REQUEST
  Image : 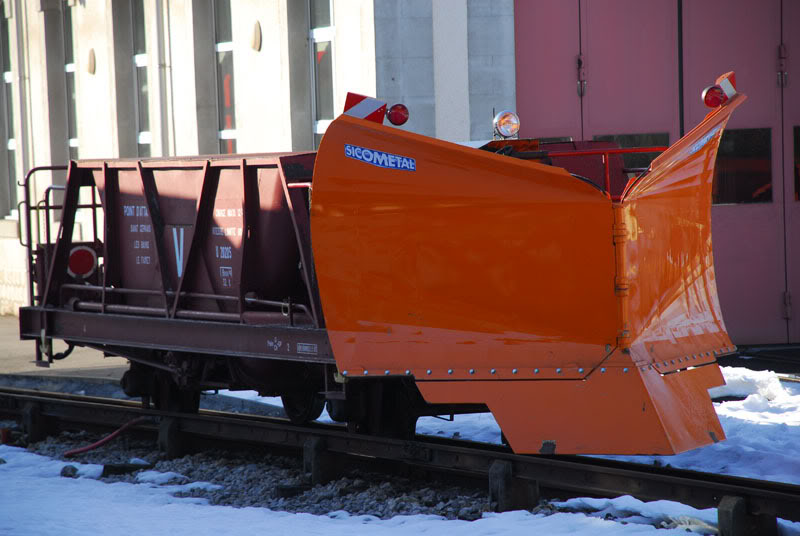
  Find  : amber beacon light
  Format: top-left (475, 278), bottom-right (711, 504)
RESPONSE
top-left (493, 110), bottom-right (520, 139)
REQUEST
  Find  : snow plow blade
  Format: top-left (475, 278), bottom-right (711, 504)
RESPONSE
top-left (311, 78), bottom-right (744, 455)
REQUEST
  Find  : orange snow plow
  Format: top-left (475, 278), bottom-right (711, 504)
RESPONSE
top-left (311, 73), bottom-right (744, 455)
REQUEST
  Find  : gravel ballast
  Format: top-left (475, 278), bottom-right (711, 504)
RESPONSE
top-left (0, 377), bottom-right (492, 520)
top-left (20, 428), bottom-right (490, 520)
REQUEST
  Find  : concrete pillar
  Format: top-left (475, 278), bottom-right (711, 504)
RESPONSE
top-left (432, 0), bottom-right (470, 142)
top-left (286, 0), bottom-right (312, 151)
top-left (374, 0), bottom-right (435, 137)
top-left (189, 0), bottom-right (216, 155)
top-left (151, 0), bottom-right (171, 157)
top-left (109, 0), bottom-right (136, 158)
top-left (231, 0), bottom-right (295, 154)
top-left (333, 0), bottom-right (377, 116)
top-left (162, 1), bottom-right (200, 156)
top-left (72, 2), bottom-right (117, 158)
top-left (466, 0), bottom-right (516, 140)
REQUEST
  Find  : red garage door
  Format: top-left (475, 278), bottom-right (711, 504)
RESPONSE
top-left (684, 0), bottom-right (786, 345)
top-left (515, 0), bottom-right (795, 345)
top-left (515, 0), bottom-right (677, 146)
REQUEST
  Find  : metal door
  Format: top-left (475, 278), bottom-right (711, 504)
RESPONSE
top-left (581, 0), bottom-right (680, 146)
top-left (514, 0), bottom-right (582, 140)
top-left (784, 0), bottom-right (800, 342)
top-left (684, 0), bottom-right (786, 345)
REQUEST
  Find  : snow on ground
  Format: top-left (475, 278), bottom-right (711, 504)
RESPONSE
top-left (216, 390), bottom-right (283, 409)
top-left (416, 411), bottom-right (503, 444)
top-left (0, 445), bottom-right (731, 536)
top-left (3, 366), bottom-right (800, 535)
top-left (603, 368), bottom-right (800, 486)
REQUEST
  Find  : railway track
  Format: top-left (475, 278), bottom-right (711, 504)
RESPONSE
top-left (1, 386), bottom-right (797, 536)
top-left (720, 348), bottom-right (800, 375)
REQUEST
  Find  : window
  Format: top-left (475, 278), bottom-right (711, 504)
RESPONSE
top-left (63, 7), bottom-right (78, 160)
top-left (712, 128), bottom-right (772, 204)
top-left (1, 10), bottom-right (15, 216)
top-left (132, 1), bottom-right (150, 157)
top-left (213, 0), bottom-right (236, 154)
top-left (310, 0), bottom-right (334, 148)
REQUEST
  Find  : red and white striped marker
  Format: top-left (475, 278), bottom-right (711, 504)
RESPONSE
top-left (716, 71), bottom-right (737, 98)
top-left (343, 93), bottom-right (387, 124)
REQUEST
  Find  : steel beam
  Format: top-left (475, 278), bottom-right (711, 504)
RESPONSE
top-left (19, 307), bottom-right (334, 364)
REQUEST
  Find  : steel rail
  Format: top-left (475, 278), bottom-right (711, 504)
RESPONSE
top-left (719, 349), bottom-right (800, 375)
top-left (1, 386), bottom-right (798, 524)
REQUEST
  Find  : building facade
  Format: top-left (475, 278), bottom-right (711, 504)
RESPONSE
top-left (1, 0), bottom-right (797, 348)
top-left (0, 0), bottom-right (515, 314)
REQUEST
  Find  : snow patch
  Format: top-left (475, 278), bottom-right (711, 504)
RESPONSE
top-left (172, 480), bottom-right (223, 493)
top-left (554, 495), bottom-right (717, 533)
top-left (215, 390), bottom-right (282, 407)
top-left (709, 367), bottom-right (784, 400)
top-left (0, 444), bottom-right (103, 479)
top-left (136, 470), bottom-right (187, 485)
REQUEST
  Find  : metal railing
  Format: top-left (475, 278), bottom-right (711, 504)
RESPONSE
top-left (546, 146), bottom-right (668, 201)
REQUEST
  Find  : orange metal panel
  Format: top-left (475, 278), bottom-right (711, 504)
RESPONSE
top-left (417, 357), bottom-right (725, 455)
top-left (310, 85), bottom-right (743, 455)
top-left (311, 115), bottom-right (618, 380)
top-left (619, 93), bottom-right (746, 367)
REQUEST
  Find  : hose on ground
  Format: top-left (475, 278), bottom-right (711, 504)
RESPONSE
top-left (63, 416), bottom-right (149, 458)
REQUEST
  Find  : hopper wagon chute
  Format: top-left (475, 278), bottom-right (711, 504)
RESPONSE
top-left (18, 73), bottom-right (744, 455)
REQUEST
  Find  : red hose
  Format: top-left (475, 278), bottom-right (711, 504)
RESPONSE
top-left (64, 417), bottom-right (149, 458)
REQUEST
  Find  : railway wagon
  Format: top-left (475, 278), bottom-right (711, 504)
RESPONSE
top-left (18, 73), bottom-right (744, 455)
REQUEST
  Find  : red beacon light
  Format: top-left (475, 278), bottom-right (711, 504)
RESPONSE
top-left (386, 103), bottom-right (409, 126)
top-left (702, 71), bottom-right (737, 108)
top-left (67, 245), bottom-right (97, 279)
top-left (701, 85), bottom-right (728, 108)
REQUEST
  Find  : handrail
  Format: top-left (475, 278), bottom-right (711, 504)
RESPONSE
top-left (60, 283), bottom-right (313, 321)
top-left (20, 165), bottom-right (70, 307)
top-left (72, 301), bottom-right (314, 325)
top-left (546, 146), bottom-right (668, 200)
top-left (546, 146), bottom-right (668, 157)
top-left (41, 184), bottom-right (65, 246)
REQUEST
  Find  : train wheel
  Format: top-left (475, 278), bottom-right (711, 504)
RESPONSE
top-left (281, 390), bottom-right (325, 424)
